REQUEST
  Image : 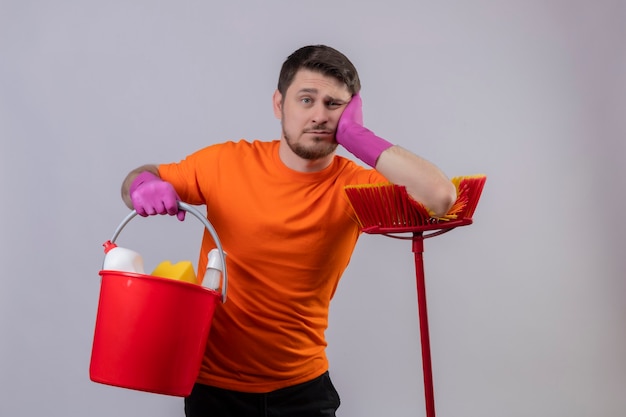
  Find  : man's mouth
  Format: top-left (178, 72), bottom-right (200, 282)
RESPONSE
top-left (305, 130), bottom-right (333, 135)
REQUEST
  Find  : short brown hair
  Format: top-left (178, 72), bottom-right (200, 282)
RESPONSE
top-left (277, 45), bottom-right (361, 96)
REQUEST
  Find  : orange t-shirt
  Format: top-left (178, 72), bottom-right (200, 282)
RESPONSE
top-left (158, 139), bottom-right (387, 392)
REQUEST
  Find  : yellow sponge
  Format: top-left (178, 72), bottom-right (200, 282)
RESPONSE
top-left (151, 260), bottom-right (197, 284)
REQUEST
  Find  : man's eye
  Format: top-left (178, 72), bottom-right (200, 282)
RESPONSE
top-left (301, 97), bottom-right (312, 104)
top-left (327, 101), bottom-right (341, 108)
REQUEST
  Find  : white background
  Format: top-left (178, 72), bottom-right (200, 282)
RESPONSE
top-left (1, 1), bottom-right (625, 416)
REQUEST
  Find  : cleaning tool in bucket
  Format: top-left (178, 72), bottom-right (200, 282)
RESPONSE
top-left (345, 175), bottom-right (486, 417)
top-left (102, 240), bottom-right (145, 274)
top-left (204, 248), bottom-right (226, 291)
top-left (151, 260), bottom-right (198, 284)
top-left (90, 202), bottom-right (228, 397)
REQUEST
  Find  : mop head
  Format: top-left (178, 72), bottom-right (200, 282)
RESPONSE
top-left (344, 175), bottom-right (486, 230)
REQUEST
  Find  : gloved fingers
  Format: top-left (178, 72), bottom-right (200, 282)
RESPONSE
top-left (161, 194), bottom-right (185, 221)
top-left (143, 201), bottom-right (162, 216)
top-left (344, 93), bottom-right (364, 125)
top-left (130, 194), bottom-right (149, 217)
top-left (130, 179), bottom-right (183, 219)
top-left (155, 200), bottom-right (171, 216)
top-left (348, 92), bottom-right (362, 108)
top-left (338, 93), bottom-right (364, 136)
top-left (130, 195), bottom-right (173, 217)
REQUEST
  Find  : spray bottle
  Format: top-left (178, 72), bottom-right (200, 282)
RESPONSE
top-left (204, 248), bottom-right (225, 291)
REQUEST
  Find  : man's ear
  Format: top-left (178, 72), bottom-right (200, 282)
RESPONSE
top-left (272, 90), bottom-right (283, 119)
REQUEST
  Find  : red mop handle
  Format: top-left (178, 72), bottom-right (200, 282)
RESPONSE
top-left (413, 233), bottom-right (436, 417)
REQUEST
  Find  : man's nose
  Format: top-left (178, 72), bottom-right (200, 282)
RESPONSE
top-left (311, 103), bottom-right (330, 125)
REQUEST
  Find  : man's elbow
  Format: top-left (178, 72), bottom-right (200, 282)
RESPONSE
top-left (429, 182), bottom-right (457, 218)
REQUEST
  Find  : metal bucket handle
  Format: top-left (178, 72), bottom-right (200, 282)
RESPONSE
top-left (106, 202), bottom-right (228, 303)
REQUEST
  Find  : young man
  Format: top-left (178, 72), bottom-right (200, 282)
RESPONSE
top-left (121, 45), bottom-right (456, 417)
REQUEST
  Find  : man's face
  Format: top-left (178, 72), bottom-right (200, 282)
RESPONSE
top-left (273, 69), bottom-right (352, 160)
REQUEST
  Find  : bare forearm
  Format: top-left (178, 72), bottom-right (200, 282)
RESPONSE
top-left (375, 145), bottom-right (456, 217)
top-left (121, 164), bottom-right (160, 208)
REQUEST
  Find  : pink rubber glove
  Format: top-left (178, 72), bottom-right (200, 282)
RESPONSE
top-left (129, 171), bottom-right (185, 221)
top-left (336, 93), bottom-right (393, 167)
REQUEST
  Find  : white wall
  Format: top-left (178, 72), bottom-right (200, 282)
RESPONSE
top-left (1, 1), bottom-right (624, 416)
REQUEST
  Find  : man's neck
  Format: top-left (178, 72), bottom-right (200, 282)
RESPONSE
top-left (278, 139), bottom-right (334, 173)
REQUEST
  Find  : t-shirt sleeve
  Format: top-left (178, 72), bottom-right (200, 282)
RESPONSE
top-left (157, 145), bottom-right (220, 206)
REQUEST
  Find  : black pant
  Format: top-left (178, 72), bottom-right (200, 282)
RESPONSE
top-left (184, 372), bottom-right (341, 417)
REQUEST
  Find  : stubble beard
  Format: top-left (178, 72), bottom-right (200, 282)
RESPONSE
top-left (283, 127), bottom-right (338, 161)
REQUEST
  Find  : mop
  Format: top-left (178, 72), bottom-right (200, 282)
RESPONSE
top-left (344, 175), bottom-right (486, 417)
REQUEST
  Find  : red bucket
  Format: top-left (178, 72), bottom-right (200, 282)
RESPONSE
top-left (89, 203), bottom-right (227, 397)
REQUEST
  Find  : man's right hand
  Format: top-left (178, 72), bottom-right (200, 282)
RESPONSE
top-left (128, 171), bottom-right (185, 221)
